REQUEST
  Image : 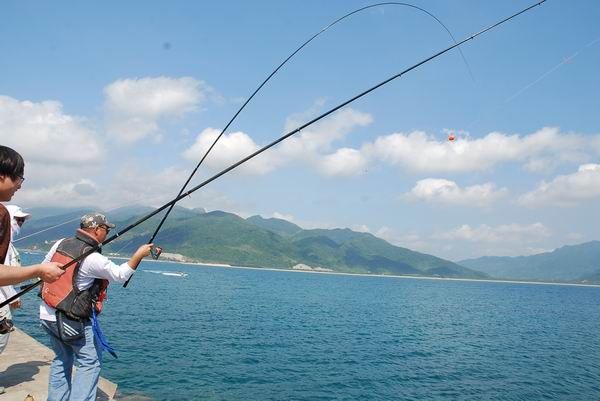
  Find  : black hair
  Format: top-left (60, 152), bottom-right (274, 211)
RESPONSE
top-left (0, 145), bottom-right (25, 179)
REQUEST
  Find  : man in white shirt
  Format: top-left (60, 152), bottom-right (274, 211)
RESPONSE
top-left (40, 212), bottom-right (153, 401)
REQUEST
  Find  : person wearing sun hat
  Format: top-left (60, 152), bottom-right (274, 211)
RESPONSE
top-left (4, 205), bottom-right (31, 267)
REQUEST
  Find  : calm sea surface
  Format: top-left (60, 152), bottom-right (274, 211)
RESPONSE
top-left (15, 252), bottom-right (600, 400)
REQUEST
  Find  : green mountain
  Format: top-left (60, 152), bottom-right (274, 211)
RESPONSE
top-left (16, 206), bottom-right (484, 279)
top-left (289, 228), bottom-right (479, 276)
top-left (458, 241), bottom-right (600, 282)
top-left (246, 215), bottom-right (302, 236)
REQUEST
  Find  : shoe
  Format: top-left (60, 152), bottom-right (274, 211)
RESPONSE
top-left (0, 386), bottom-right (5, 394)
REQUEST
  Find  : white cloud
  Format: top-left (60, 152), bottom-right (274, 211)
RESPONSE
top-left (271, 212), bottom-right (295, 222)
top-left (12, 179), bottom-right (100, 207)
top-left (0, 95), bottom-right (103, 165)
top-left (278, 107), bottom-right (373, 176)
top-left (183, 107), bottom-right (372, 177)
top-left (104, 164), bottom-right (242, 213)
top-left (351, 224), bottom-right (371, 233)
top-left (437, 222), bottom-right (552, 243)
top-left (523, 157), bottom-right (557, 173)
top-left (282, 107), bottom-right (372, 153)
top-left (182, 114), bottom-right (597, 180)
top-left (579, 163), bottom-right (600, 172)
top-left (104, 76), bottom-right (207, 144)
top-left (276, 108), bottom-right (373, 176)
top-left (183, 128), bottom-right (278, 175)
top-left (362, 127), bottom-right (593, 173)
top-left (518, 163), bottom-right (600, 207)
top-left (368, 225), bottom-right (559, 260)
top-left (318, 148), bottom-right (368, 177)
top-left (13, 162), bottom-right (234, 210)
top-left (403, 178), bottom-right (507, 208)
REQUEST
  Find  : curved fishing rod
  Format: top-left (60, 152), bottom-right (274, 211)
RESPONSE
top-left (1, 0), bottom-right (547, 308)
top-left (130, 2), bottom-right (473, 289)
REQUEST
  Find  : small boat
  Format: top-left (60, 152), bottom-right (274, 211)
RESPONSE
top-left (144, 270), bottom-right (188, 277)
top-left (161, 272), bottom-right (188, 277)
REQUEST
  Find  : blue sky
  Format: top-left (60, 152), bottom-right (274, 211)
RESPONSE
top-left (1, 0), bottom-right (599, 261)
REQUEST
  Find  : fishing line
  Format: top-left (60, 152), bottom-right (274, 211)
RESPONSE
top-left (465, 35), bottom-right (600, 132)
top-left (14, 216), bottom-right (81, 243)
top-left (13, 195), bottom-right (170, 244)
top-left (131, 2), bottom-right (474, 288)
top-left (1, 0), bottom-right (547, 308)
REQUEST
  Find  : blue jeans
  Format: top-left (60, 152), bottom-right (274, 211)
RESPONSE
top-left (41, 319), bottom-right (102, 401)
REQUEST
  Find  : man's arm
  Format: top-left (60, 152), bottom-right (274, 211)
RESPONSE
top-left (0, 262), bottom-right (64, 286)
top-left (127, 244), bottom-right (154, 270)
top-left (81, 244), bottom-right (154, 284)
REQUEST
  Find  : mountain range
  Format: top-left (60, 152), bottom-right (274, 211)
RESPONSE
top-left (458, 241), bottom-right (600, 283)
top-left (16, 205), bottom-right (483, 279)
top-left (15, 205), bottom-right (600, 284)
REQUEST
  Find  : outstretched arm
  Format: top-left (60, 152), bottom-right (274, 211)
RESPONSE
top-left (0, 262), bottom-right (64, 286)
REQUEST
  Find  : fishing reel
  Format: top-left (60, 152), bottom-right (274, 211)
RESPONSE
top-left (150, 245), bottom-right (163, 260)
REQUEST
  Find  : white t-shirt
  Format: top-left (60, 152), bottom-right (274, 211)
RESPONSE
top-left (39, 239), bottom-right (135, 321)
top-left (0, 243), bottom-right (19, 317)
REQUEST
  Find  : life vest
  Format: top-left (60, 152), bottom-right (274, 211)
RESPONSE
top-left (41, 229), bottom-right (109, 320)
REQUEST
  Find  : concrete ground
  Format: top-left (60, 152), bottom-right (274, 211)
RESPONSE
top-left (0, 328), bottom-right (117, 401)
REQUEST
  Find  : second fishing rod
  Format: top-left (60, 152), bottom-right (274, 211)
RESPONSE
top-left (0, 0), bottom-right (547, 309)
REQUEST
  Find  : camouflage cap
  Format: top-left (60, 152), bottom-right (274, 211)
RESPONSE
top-left (80, 212), bottom-right (116, 229)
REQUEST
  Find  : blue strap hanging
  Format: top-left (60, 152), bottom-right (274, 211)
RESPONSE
top-left (92, 308), bottom-right (118, 359)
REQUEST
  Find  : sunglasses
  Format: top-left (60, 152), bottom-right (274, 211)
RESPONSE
top-left (98, 225), bottom-right (111, 232)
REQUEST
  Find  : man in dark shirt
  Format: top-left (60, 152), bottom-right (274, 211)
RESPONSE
top-left (0, 145), bottom-right (63, 286)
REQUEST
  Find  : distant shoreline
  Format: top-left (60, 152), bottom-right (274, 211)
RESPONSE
top-left (21, 249), bottom-right (600, 289)
top-left (105, 254), bottom-right (600, 289)
top-left (222, 264), bottom-right (600, 289)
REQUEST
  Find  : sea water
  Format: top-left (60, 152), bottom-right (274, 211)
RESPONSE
top-left (15, 252), bottom-right (600, 400)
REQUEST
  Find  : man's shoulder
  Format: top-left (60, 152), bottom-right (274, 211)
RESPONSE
top-left (0, 204), bottom-right (9, 241)
top-left (0, 204), bottom-right (8, 226)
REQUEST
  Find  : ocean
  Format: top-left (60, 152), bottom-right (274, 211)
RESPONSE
top-left (15, 252), bottom-right (600, 400)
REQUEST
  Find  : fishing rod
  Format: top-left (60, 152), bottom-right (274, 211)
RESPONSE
top-left (1, 0), bottom-right (547, 308)
top-left (124, 2), bottom-right (474, 288)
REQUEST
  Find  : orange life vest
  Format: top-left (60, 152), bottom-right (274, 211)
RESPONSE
top-left (41, 229), bottom-right (109, 320)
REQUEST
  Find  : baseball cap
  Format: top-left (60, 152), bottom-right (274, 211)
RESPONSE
top-left (80, 212), bottom-right (116, 229)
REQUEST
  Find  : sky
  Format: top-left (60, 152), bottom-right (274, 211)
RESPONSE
top-left (1, 0), bottom-right (599, 261)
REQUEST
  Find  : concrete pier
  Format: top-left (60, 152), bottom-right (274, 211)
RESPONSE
top-left (0, 328), bottom-right (117, 401)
